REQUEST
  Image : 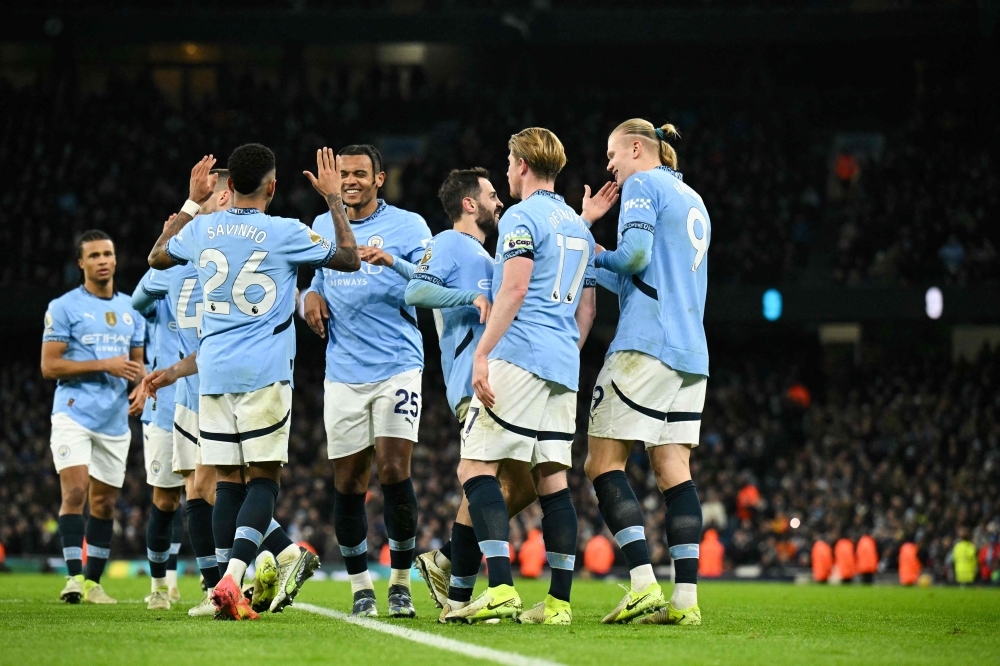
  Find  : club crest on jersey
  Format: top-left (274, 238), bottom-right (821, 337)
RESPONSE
top-left (57, 445), bottom-right (71, 460)
top-left (151, 461), bottom-right (162, 475)
top-left (105, 312), bottom-right (117, 327)
top-left (123, 312), bottom-right (133, 326)
top-left (367, 235), bottom-right (385, 249)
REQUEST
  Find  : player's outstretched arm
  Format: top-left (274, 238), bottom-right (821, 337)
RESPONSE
top-left (358, 246), bottom-right (417, 280)
top-left (594, 228), bottom-right (654, 275)
top-left (149, 157), bottom-right (218, 269)
top-left (304, 148), bottom-right (360, 272)
top-left (575, 286), bottom-right (597, 350)
top-left (471, 256), bottom-right (532, 408)
top-left (142, 351), bottom-right (198, 400)
top-left (404, 279), bottom-right (488, 321)
top-left (41, 342), bottom-right (143, 382)
top-left (580, 182), bottom-right (619, 225)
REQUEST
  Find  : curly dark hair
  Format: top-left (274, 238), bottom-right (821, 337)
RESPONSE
top-left (437, 167), bottom-right (490, 222)
top-left (227, 143), bottom-right (276, 195)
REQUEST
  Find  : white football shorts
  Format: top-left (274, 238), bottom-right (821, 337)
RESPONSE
top-left (461, 359), bottom-right (576, 469)
top-left (143, 422), bottom-right (185, 488)
top-left (324, 369), bottom-right (422, 460)
top-left (200, 381), bottom-right (292, 466)
top-left (588, 350), bottom-right (707, 448)
top-left (50, 413), bottom-right (131, 488)
top-left (172, 403), bottom-right (200, 473)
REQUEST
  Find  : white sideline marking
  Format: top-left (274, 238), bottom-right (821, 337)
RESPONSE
top-left (294, 603), bottom-right (566, 666)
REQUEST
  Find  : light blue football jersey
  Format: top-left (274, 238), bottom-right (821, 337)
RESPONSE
top-left (490, 190), bottom-right (596, 391)
top-left (309, 200), bottom-right (432, 384)
top-left (165, 207), bottom-right (337, 394)
top-left (412, 230), bottom-right (494, 415)
top-left (43, 286), bottom-right (145, 436)
top-left (166, 262), bottom-right (203, 413)
top-left (134, 268), bottom-right (180, 431)
top-left (621, 166), bottom-right (710, 376)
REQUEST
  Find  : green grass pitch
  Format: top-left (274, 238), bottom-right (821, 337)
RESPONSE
top-left (1, 574), bottom-right (997, 665)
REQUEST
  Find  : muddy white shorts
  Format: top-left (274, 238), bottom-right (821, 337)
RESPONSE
top-left (50, 413), bottom-right (131, 488)
top-left (461, 359), bottom-right (576, 469)
top-left (324, 369), bottom-right (422, 460)
top-left (200, 381), bottom-right (292, 466)
top-left (172, 403), bottom-right (200, 472)
top-left (588, 350), bottom-right (706, 448)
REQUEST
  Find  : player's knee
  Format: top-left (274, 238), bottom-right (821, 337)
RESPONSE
top-left (583, 454), bottom-right (603, 482)
top-left (61, 485), bottom-right (87, 512)
top-left (192, 477), bottom-right (215, 503)
top-left (88, 493), bottom-right (115, 520)
top-left (377, 461), bottom-right (409, 486)
top-left (153, 488), bottom-right (182, 512)
top-left (504, 481), bottom-right (537, 514)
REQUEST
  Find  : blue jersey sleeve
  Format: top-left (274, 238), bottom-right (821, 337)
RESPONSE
top-left (131, 309), bottom-right (146, 348)
top-left (499, 211), bottom-right (537, 262)
top-left (595, 267), bottom-right (620, 294)
top-left (165, 225), bottom-right (195, 265)
top-left (42, 299), bottom-right (71, 343)
top-left (404, 279), bottom-right (480, 309)
top-left (284, 221), bottom-right (337, 267)
top-left (595, 225), bottom-right (653, 275)
top-left (401, 216), bottom-right (433, 265)
top-left (133, 269), bottom-right (168, 319)
top-left (389, 258), bottom-right (416, 281)
top-left (619, 173), bottom-right (659, 232)
top-left (413, 236), bottom-right (457, 287)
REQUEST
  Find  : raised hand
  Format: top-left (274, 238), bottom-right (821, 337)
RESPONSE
top-left (163, 213), bottom-right (177, 233)
top-left (189, 155), bottom-right (218, 204)
top-left (358, 246), bottom-right (394, 267)
top-left (303, 147), bottom-right (343, 199)
top-left (581, 181), bottom-right (620, 225)
top-left (473, 293), bottom-right (492, 324)
top-left (103, 355), bottom-right (143, 381)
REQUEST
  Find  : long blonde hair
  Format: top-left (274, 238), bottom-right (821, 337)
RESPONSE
top-left (611, 119), bottom-right (681, 169)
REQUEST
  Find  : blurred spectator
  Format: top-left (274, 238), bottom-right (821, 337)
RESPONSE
top-left (949, 527), bottom-right (977, 584)
top-left (699, 529), bottom-right (724, 578)
top-left (978, 534), bottom-right (999, 584)
top-left (899, 542), bottom-right (922, 585)
top-left (812, 540), bottom-right (833, 582)
top-left (583, 535), bottom-right (614, 577)
top-left (519, 530), bottom-right (545, 579)
top-left (834, 538), bottom-right (856, 582)
top-left (855, 534), bottom-right (879, 584)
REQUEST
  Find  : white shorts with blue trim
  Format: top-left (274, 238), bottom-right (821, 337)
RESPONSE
top-left (143, 422), bottom-right (185, 488)
top-left (323, 369), bottom-right (422, 460)
top-left (172, 403), bottom-right (200, 472)
top-left (200, 381), bottom-right (292, 466)
top-left (460, 359), bottom-right (576, 469)
top-left (588, 351), bottom-right (706, 448)
top-left (50, 413), bottom-right (131, 488)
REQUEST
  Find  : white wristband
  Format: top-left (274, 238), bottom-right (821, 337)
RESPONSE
top-left (181, 199), bottom-right (201, 217)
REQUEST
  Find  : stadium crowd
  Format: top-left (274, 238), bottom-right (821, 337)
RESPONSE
top-left (3, 337), bottom-right (997, 582)
top-left (3, 61), bottom-right (994, 292)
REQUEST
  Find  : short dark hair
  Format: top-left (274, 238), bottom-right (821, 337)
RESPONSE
top-left (210, 168), bottom-right (230, 192)
top-left (77, 229), bottom-right (113, 259)
top-left (338, 144), bottom-right (383, 176)
top-left (437, 168), bottom-right (490, 222)
top-left (227, 144), bottom-right (275, 195)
